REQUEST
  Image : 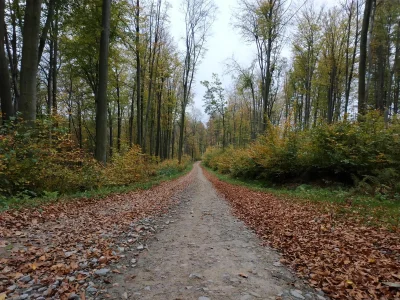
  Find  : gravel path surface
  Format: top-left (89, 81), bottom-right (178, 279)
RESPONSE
top-left (105, 163), bottom-right (325, 300)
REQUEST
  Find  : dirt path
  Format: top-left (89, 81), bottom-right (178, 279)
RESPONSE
top-left (104, 163), bottom-right (325, 300)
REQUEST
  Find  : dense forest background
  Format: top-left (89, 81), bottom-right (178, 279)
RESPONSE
top-left (1, 0), bottom-right (400, 198)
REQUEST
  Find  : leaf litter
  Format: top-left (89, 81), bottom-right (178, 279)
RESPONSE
top-left (203, 167), bottom-right (400, 299)
top-left (0, 169), bottom-right (195, 299)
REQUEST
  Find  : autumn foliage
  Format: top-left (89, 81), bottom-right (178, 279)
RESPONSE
top-left (0, 119), bottom-right (190, 201)
top-left (203, 112), bottom-right (400, 198)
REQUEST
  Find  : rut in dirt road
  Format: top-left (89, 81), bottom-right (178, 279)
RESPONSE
top-left (106, 163), bottom-right (326, 300)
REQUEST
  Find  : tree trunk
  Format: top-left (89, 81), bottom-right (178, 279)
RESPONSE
top-left (135, 0), bottom-right (142, 147)
top-left (95, 0), bottom-right (111, 164)
top-left (38, 0), bottom-right (55, 64)
top-left (129, 82), bottom-right (136, 147)
top-left (52, 7), bottom-right (58, 115)
top-left (155, 78), bottom-right (163, 157)
top-left (0, 0), bottom-right (14, 122)
top-left (108, 106), bottom-right (113, 157)
top-left (116, 72), bottom-right (122, 152)
top-left (358, 0), bottom-right (374, 116)
top-left (47, 38), bottom-right (53, 115)
top-left (19, 0), bottom-right (42, 123)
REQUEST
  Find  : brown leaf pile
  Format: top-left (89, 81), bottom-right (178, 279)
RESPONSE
top-left (203, 168), bottom-right (400, 299)
top-left (0, 169), bottom-right (195, 299)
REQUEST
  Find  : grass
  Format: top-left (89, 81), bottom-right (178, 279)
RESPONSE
top-left (0, 163), bottom-right (193, 212)
top-left (203, 164), bottom-right (400, 230)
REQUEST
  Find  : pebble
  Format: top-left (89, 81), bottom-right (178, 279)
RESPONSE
top-left (290, 289), bottom-right (305, 299)
top-left (68, 293), bottom-right (80, 300)
top-left (94, 268), bottom-right (110, 276)
top-left (137, 245), bottom-right (144, 250)
top-left (144, 286), bottom-right (151, 291)
top-left (122, 292), bottom-right (128, 299)
top-left (189, 273), bottom-right (203, 279)
top-left (19, 275), bottom-right (31, 283)
top-left (86, 286), bottom-right (98, 294)
top-left (198, 297), bottom-right (211, 300)
top-left (7, 285), bottom-right (17, 292)
top-left (19, 294), bottom-right (29, 300)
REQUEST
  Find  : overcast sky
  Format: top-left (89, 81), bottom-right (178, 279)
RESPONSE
top-left (168, 0), bottom-right (336, 121)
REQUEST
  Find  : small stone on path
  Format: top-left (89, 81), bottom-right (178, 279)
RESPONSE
top-left (95, 268), bottom-right (110, 276)
top-left (290, 289), bottom-right (305, 299)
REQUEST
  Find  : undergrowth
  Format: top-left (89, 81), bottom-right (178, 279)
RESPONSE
top-left (203, 165), bottom-right (400, 230)
top-left (0, 118), bottom-right (192, 211)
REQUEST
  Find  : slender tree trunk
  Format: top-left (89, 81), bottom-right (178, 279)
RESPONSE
top-left (0, 0), bottom-right (14, 122)
top-left (19, 0), bottom-right (42, 123)
top-left (47, 38), bottom-right (53, 115)
top-left (116, 72), bottom-right (122, 152)
top-left (52, 7), bottom-right (58, 115)
top-left (344, 0), bottom-right (358, 115)
top-left (95, 0), bottom-right (111, 164)
top-left (129, 81), bottom-right (136, 147)
top-left (38, 0), bottom-right (55, 64)
top-left (8, 1), bottom-right (19, 112)
top-left (155, 78), bottom-right (163, 157)
top-left (77, 99), bottom-right (83, 148)
top-left (358, 0), bottom-right (374, 116)
top-left (108, 106), bottom-right (113, 158)
top-left (135, 0), bottom-right (142, 147)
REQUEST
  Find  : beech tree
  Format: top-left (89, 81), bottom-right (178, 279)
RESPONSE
top-left (0, 0), bottom-right (13, 122)
top-left (95, 0), bottom-right (112, 164)
top-left (178, 0), bottom-right (216, 163)
top-left (19, 0), bottom-right (42, 123)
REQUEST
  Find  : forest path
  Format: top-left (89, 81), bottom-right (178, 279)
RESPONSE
top-left (105, 163), bottom-right (325, 300)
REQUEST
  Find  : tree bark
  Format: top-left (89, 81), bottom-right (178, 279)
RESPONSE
top-left (116, 72), bottom-right (122, 152)
top-left (52, 7), bottom-right (59, 115)
top-left (358, 0), bottom-right (374, 116)
top-left (19, 0), bottom-right (42, 123)
top-left (95, 0), bottom-right (111, 164)
top-left (0, 0), bottom-right (14, 122)
top-left (135, 0), bottom-right (142, 147)
top-left (38, 0), bottom-right (56, 64)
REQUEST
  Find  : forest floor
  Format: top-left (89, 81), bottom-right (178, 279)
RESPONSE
top-left (1, 162), bottom-right (324, 300)
top-left (0, 163), bottom-right (399, 300)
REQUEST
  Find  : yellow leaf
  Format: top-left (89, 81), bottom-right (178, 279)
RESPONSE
top-left (31, 262), bottom-right (37, 270)
top-left (0, 293), bottom-right (6, 300)
top-left (346, 280), bottom-right (354, 286)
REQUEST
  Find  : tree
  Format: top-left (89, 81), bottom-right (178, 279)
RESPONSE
top-left (234, 0), bottom-right (287, 132)
top-left (201, 73), bottom-right (227, 149)
top-left (19, 0), bottom-right (42, 123)
top-left (178, 0), bottom-right (216, 163)
top-left (95, 0), bottom-right (112, 164)
top-left (358, 0), bottom-right (375, 116)
top-left (0, 0), bottom-right (13, 122)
